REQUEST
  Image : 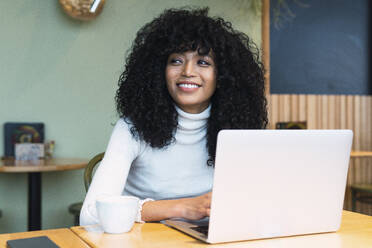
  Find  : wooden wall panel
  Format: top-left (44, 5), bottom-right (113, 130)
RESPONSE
top-left (267, 94), bottom-right (372, 215)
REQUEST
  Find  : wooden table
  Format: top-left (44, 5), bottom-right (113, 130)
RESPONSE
top-left (0, 228), bottom-right (90, 248)
top-left (71, 211), bottom-right (372, 248)
top-left (0, 158), bottom-right (88, 231)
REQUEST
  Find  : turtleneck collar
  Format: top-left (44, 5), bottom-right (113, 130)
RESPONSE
top-left (174, 105), bottom-right (211, 145)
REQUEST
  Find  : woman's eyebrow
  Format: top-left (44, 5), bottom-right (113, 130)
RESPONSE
top-left (168, 53), bottom-right (183, 60)
top-left (170, 53), bottom-right (185, 58)
top-left (205, 51), bottom-right (216, 59)
top-left (201, 54), bottom-right (215, 61)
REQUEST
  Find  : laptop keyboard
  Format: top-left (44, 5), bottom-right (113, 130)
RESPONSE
top-left (190, 225), bottom-right (209, 236)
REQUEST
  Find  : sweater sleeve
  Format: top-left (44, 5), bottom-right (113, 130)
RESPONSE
top-left (79, 119), bottom-right (140, 226)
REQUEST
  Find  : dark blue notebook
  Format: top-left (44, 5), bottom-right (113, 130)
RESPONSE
top-left (7, 236), bottom-right (59, 248)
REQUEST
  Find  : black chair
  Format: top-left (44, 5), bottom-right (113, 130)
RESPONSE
top-left (351, 184), bottom-right (372, 213)
top-left (69, 152), bottom-right (104, 226)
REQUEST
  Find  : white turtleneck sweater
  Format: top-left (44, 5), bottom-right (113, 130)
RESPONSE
top-left (80, 106), bottom-right (214, 226)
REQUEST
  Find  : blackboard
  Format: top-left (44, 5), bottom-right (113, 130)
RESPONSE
top-left (270, 0), bottom-right (371, 95)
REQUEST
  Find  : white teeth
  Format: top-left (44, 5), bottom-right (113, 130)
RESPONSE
top-left (178, 84), bottom-right (199, 88)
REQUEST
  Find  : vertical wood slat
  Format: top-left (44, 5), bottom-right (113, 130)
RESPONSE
top-left (328, 95), bottom-right (336, 129)
top-left (353, 96), bottom-right (362, 212)
top-left (291, 95), bottom-right (298, 120)
top-left (360, 97), bottom-right (369, 214)
top-left (321, 95), bottom-right (328, 129)
top-left (283, 95), bottom-right (291, 121)
top-left (299, 95), bottom-right (307, 121)
top-left (307, 95), bottom-right (317, 129)
top-left (267, 94), bottom-right (372, 215)
top-left (346, 95), bottom-right (356, 211)
top-left (368, 97), bottom-right (372, 215)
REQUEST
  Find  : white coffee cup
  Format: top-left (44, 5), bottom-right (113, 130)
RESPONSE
top-left (96, 195), bottom-right (139, 234)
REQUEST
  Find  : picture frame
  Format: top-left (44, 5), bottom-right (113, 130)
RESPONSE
top-left (3, 122), bottom-right (45, 158)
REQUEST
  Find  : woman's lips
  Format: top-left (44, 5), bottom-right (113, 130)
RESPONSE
top-left (177, 81), bottom-right (201, 92)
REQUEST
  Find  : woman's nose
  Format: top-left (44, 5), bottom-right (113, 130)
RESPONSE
top-left (182, 61), bottom-right (196, 77)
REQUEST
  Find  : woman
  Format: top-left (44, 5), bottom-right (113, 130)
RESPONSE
top-left (80, 7), bottom-right (267, 225)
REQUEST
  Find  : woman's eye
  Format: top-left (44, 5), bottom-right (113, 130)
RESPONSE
top-left (170, 59), bottom-right (182, 64)
top-left (198, 60), bottom-right (211, 66)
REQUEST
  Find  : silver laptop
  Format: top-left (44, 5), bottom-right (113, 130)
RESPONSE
top-left (165, 130), bottom-right (353, 244)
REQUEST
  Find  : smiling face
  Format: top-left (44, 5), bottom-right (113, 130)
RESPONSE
top-left (165, 50), bottom-right (217, 114)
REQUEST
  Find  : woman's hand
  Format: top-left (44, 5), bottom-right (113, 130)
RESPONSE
top-left (176, 192), bottom-right (212, 220)
top-left (141, 192), bottom-right (212, 222)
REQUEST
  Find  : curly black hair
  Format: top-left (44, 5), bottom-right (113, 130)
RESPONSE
top-left (116, 7), bottom-right (268, 165)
